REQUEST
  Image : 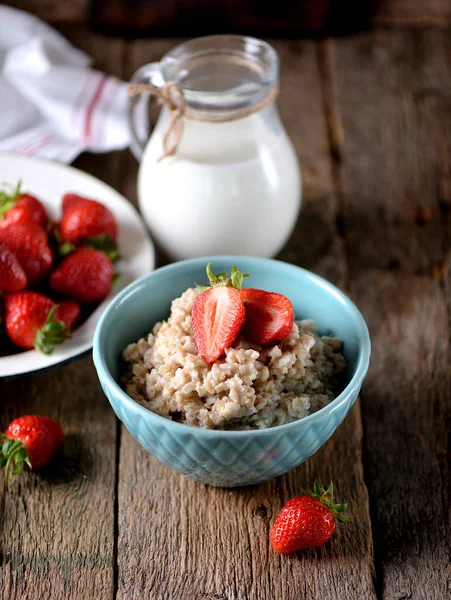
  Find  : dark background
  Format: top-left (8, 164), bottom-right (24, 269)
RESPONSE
top-left (3, 0), bottom-right (451, 36)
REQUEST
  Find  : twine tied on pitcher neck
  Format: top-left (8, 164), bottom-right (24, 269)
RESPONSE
top-left (128, 80), bottom-right (279, 162)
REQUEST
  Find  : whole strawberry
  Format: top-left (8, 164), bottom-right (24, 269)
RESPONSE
top-left (0, 416), bottom-right (63, 489)
top-left (0, 182), bottom-right (48, 230)
top-left (192, 264), bottom-right (248, 363)
top-left (0, 222), bottom-right (53, 286)
top-left (270, 481), bottom-right (349, 553)
top-left (0, 243), bottom-right (27, 292)
top-left (4, 291), bottom-right (73, 353)
top-left (50, 247), bottom-right (114, 304)
top-left (60, 193), bottom-right (118, 245)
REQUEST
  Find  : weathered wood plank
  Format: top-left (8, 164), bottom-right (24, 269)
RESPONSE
top-left (332, 30), bottom-right (451, 275)
top-left (0, 359), bottom-right (116, 600)
top-left (354, 272), bottom-right (450, 600)
top-left (372, 0), bottom-right (451, 28)
top-left (331, 29), bottom-right (451, 599)
top-left (116, 38), bottom-right (376, 600)
top-left (275, 40), bottom-right (348, 286)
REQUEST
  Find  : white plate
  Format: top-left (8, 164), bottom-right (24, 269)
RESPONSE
top-left (0, 152), bottom-right (155, 378)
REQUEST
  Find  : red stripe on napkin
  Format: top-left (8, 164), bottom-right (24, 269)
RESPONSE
top-left (22, 137), bottom-right (55, 155)
top-left (15, 135), bottom-right (54, 155)
top-left (94, 78), bottom-right (118, 147)
top-left (84, 74), bottom-right (108, 143)
top-left (71, 71), bottom-right (97, 141)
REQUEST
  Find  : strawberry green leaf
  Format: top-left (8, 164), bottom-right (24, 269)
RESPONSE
top-left (12, 460), bottom-right (24, 476)
top-left (53, 227), bottom-right (75, 256)
top-left (35, 305), bottom-right (71, 355)
top-left (230, 266), bottom-right (250, 291)
top-left (1, 438), bottom-right (28, 490)
top-left (82, 234), bottom-right (119, 262)
top-left (303, 480), bottom-right (350, 523)
top-left (59, 241), bottom-right (75, 256)
top-left (0, 180), bottom-right (21, 216)
top-left (199, 263), bottom-right (250, 291)
top-left (15, 447), bottom-right (28, 463)
top-left (313, 480), bottom-right (324, 496)
top-left (206, 262), bottom-right (216, 285)
top-left (2, 439), bottom-right (14, 456)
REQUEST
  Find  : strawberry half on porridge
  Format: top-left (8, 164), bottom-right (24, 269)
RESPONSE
top-left (121, 265), bottom-right (345, 430)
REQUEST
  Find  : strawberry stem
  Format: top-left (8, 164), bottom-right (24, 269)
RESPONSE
top-left (59, 241), bottom-right (75, 256)
top-left (302, 480), bottom-right (350, 523)
top-left (81, 234), bottom-right (119, 262)
top-left (0, 180), bottom-right (21, 216)
top-left (35, 305), bottom-right (71, 355)
top-left (197, 263), bottom-right (250, 291)
top-left (0, 434), bottom-right (31, 490)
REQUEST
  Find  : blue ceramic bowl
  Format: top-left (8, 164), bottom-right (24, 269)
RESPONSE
top-left (93, 257), bottom-right (370, 487)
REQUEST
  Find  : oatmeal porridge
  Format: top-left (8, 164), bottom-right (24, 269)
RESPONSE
top-left (122, 287), bottom-right (346, 430)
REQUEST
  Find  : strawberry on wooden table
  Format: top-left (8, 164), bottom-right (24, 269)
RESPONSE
top-left (0, 222), bottom-right (53, 286)
top-left (50, 246), bottom-right (114, 304)
top-left (270, 481), bottom-right (349, 554)
top-left (59, 193), bottom-right (118, 259)
top-left (0, 243), bottom-right (27, 292)
top-left (192, 264), bottom-right (248, 363)
top-left (4, 291), bottom-right (73, 353)
top-left (0, 415), bottom-right (63, 489)
top-left (0, 182), bottom-right (48, 230)
top-left (241, 288), bottom-right (294, 345)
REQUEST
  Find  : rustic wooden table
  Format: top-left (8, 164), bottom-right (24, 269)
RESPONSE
top-left (1, 25), bottom-right (450, 600)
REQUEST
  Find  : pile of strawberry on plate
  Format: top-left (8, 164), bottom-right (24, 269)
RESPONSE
top-left (0, 182), bottom-right (119, 355)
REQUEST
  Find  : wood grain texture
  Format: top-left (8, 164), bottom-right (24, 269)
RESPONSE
top-left (331, 30), bottom-right (451, 599)
top-left (0, 359), bottom-right (116, 600)
top-left (116, 38), bottom-right (376, 600)
top-left (372, 0), bottom-right (451, 28)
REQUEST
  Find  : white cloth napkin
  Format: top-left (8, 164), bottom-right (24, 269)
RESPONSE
top-left (0, 7), bottom-right (131, 163)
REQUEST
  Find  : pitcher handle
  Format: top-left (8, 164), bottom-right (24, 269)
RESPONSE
top-left (128, 62), bottom-right (164, 161)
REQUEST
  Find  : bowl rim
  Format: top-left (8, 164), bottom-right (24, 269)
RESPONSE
top-left (93, 256), bottom-right (371, 437)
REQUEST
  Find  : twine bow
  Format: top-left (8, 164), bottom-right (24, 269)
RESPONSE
top-left (129, 80), bottom-right (279, 161)
top-left (129, 82), bottom-right (185, 162)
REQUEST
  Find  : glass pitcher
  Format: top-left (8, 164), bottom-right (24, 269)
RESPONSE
top-left (128, 35), bottom-right (301, 260)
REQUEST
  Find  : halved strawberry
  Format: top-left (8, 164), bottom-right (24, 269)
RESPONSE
top-left (191, 264), bottom-right (248, 363)
top-left (0, 243), bottom-right (27, 292)
top-left (0, 182), bottom-right (48, 230)
top-left (4, 291), bottom-right (72, 354)
top-left (240, 288), bottom-right (294, 345)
